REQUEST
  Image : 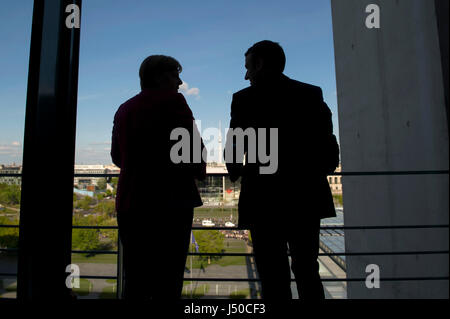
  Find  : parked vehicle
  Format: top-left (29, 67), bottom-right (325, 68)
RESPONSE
top-left (202, 219), bottom-right (215, 227)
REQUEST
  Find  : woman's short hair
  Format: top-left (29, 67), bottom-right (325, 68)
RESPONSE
top-left (139, 55), bottom-right (182, 89)
top-left (245, 40), bottom-right (286, 73)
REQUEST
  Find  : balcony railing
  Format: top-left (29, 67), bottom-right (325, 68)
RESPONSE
top-left (0, 170), bottom-right (448, 299)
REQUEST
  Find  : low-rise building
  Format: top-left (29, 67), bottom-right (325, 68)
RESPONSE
top-left (74, 164), bottom-right (107, 189)
top-left (0, 164), bottom-right (22, 185)
top-left (327, 164), bottom-right (342, 195)
top-left (73, 164), bottom-right (121, 190)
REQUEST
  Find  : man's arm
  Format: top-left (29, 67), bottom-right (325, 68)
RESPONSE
top-left (192, 119), bottom-right (207, 180)
top-left (224, 94), bottom-right (244, 182)
top-left (314, 87), bottom-right (340, 174)
top-left (111, 113), bottom-right (121, 168)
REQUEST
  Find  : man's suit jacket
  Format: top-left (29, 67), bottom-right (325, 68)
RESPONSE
top-left (111, 89), bottom-right (206, 223)
top-left (225, 75), bottom-right (337, 228)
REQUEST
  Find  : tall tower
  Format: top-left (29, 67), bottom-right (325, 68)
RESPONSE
top-left (218, 121), bottom-right (223, 164)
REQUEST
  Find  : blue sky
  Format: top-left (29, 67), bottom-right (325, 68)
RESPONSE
top-left (0, 0), bottom-right (338, 165)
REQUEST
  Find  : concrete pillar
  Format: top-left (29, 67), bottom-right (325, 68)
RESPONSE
top-left (331, 0), bottom-right (448, 298)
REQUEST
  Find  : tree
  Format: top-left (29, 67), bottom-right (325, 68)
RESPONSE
top-left (0, 216), bottom-right (19, 249)
top-left (333, 194), bottom-right (343, 206)
top-left (191, 230), bottom-right (225, 262)
top-left (77, 196), bottom-right (95, 211)
top-left (96, 178), bottom-right (107, 191)
top-left (72, 229), bottom-right (101, 256)
top-left (94, 201), bottom-right (116, 218)
top-left (79, 200), bottom-right (90, 211)
top-left (98, 217), bottom-right (119, 250)
top-left (72, 215), bottom-right (102, 256)
top-left (110, 177), bottom-right (118, 188)
top-left (0, 184), bottom-right (21, 206)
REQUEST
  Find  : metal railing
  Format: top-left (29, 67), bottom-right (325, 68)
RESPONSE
top-left (0, 170), bottom-right (449, 298)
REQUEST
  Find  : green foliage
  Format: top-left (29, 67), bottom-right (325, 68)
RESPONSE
top-left (72, 213), bottom-right (118, 252)
top-left (72, 228), bottom-right (101, 255)
top-left (72, 196), bottom-right (119, 256)
top-left (73, 278), bottom-right (93, 296)
top-left (182, 284), bottom-right (210, 298)
top-left (96, 178), bottom-right (107, 191)
top-left (213, 255), bottom-right (246, 267)
top-left (333, 194), bottom-right (343, 206)
top-left (99, 284), bottom-right (117, 299)
top-left (193, 207), bottom-right (238, 223)
top-left (72, 215), bottom-right (102, 254)
top-left (74, 196), bottom-right (95, 210)
top-left (98, 216), bottom-right (118, 250)
top-left (229, 288), bottom-right (250, 299)
top-left (110, 177), bottom-right (118, 188)
top-left (191, 230), bottom-right (225, 262)
top-left (80, 201), bottom-right (90, 210)
top-left (5, 282), bottom-right (17, 292)
top-left (86, 196), bottom-right (96, 205)
top-left (0, 183), bottom-right (21, 205)
top-left (71, 253), bottom-right (117, 264)
top-left (0, 216), bottom-right (19, 249)
top-left (93, 201), bottom-right (116, 218)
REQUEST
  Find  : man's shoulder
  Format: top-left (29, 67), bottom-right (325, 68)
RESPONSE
top-left (284, 76), bottom-right (322, 96)
top-left (232, 86), bottom-right (253, 100)
top-left (114, 93), bottom-right (141, 118)
top-left (232, 77), bottom-right (322, 96)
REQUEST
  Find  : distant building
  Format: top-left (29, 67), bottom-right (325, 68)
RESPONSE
top-left (206, 162), bottom-right (228, 174)
top-left (104, 164), bottom-right (120, 175)
top-left (73, 188), bottom-right (95, 197)
top-left (73, 164), bottom-right (120, 190)
top-left (72, 162), bottom-right (341, 199)
top-left (106, 183), bottom-right (114, 192)
top-left (203, 162), bottom-right (341, 202)
top-left (327, 164), bottom-right (342, 195)
top-left (0, 164), bottom-right (22, 185)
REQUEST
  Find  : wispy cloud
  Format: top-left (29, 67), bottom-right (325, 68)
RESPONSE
top-left (0, 142), bottom-right (22, 156)
top-left (89, 141), bottom-right (111, 146)
top-left (179, 81), bottom-right (200, 98)
top-left (75, 147), bottom-right (111, 165)
top-left (75, 141), bottom-right (112, 164)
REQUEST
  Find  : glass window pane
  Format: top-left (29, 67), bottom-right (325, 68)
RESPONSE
top-left (0, 1), bottom-right (33, 299)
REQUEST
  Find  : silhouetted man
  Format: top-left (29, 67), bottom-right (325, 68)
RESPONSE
top-left (225, 41), bottom-right (339, 299)
top-left (111, 55), bottom-right (206, 299)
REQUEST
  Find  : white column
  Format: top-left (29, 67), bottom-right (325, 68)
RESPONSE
top-left (331, 0), bottom-right (449, 298)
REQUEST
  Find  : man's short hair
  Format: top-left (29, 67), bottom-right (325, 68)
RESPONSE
top-left (245, 40), bottom-right (286, 73)
top-left (139, 55), bottom-right (182, 89)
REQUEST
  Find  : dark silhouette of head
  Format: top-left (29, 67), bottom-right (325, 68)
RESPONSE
top-left (139, 55), bottom-right (183, 92)
top-left (244, 40), bottom-right (286, 86)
